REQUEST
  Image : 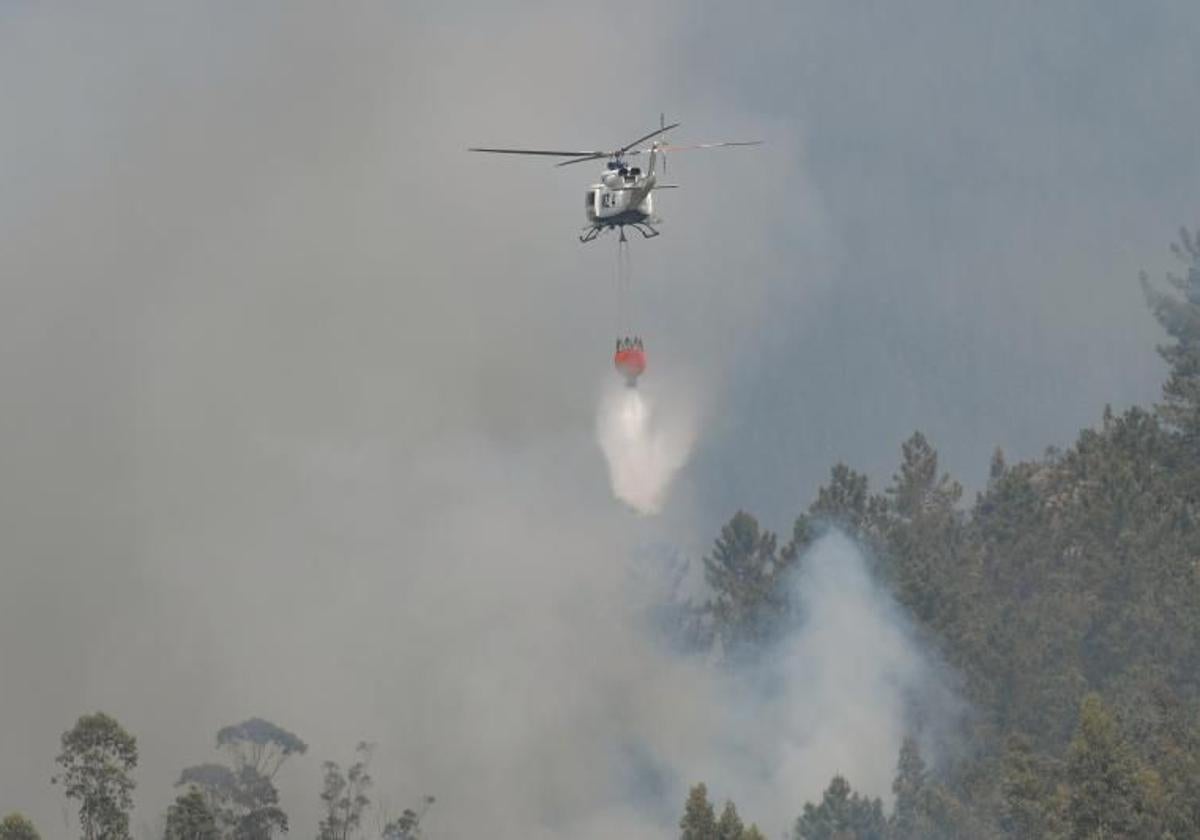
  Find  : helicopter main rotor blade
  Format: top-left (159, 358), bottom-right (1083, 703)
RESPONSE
top-left (470, 121), bottom-right (687, 166)
top-left (556, 121), bottom-right (681, 167)
top-left (556, 153), bottom-right (608, 167)
top-left (661, 140), bottom-right (762, 151)
top-left (618, 122), bottom-right (680, 155)
top-left (468, 147), bottom-right (607, 157)
top-left (626, 140), bottom-right (763, 156)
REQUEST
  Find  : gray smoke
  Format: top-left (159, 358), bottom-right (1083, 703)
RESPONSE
top-left (283, 522), bottom-right (958, 840)
top-left (3, 2), bottom-right (1194, 838)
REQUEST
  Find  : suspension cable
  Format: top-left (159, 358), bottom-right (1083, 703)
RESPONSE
top-left (617, 228), bottom-right (633, 340)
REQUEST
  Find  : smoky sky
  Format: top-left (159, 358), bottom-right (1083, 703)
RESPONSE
top-left (672, 0), bottom-right (1200, 526)
top-left (2, 2), bottom-right (1199, 837)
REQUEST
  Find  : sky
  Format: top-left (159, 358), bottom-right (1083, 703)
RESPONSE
top-left (2, 2), bottom-right (1199, 837)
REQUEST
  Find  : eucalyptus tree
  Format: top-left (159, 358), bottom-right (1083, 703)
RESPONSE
top-left (52, 712), bottom-right (138, 840)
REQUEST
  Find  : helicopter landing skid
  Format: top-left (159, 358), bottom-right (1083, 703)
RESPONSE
top-left (579, 223), bottom-right (660, 244)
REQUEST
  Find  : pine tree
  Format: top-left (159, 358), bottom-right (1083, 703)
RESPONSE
top-left (785, 464), bottom-right (889, 565)
top-left (716, 801), bottom-right (744, 840)
top-left (988, 447), bottom-right (1007, 483)
top-left (1139, 687), bottom-right (1200, 838)
top-left (703, 512), bottom-right (786, 650)
top-left (890, 738), bottom-right (933, 840)
top-left (888, 433), bottom-right (961, 522)
top-left (680, 783), bottom-right (718, 840)
top-left (999, 734), bottom-right (1059, 838)
top-left (1141, 226), bottom-right (1200, 446)
top-left (1065, 694), bottom-right (1151, 839)
top-left (809, 463), bottom-right (875, 536)
top-left (793, 775), bottom-right (886, 840)
top-left (884, 433), bottom-right (967, 633)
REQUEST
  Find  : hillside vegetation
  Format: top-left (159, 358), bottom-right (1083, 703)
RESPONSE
top-left (682, 228), bottom-right (1200, 839)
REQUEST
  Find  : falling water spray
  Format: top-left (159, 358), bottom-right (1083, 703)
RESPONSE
top-left (596, 383), bottom-right (695, 514)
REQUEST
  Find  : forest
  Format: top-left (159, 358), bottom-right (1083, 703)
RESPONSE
top-left (4, 229), bottom-right (1200, 840)
top-left (680, 229), bottom-right (1200, 839)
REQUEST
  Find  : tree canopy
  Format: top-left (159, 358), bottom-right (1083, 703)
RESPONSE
top-left (0, 814), bottom-right (40, 840)
top-left (52, 712), bottom-right (137, 840)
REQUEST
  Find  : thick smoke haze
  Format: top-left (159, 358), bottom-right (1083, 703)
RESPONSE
top-left (2, 2), bottom-right (1199, 838)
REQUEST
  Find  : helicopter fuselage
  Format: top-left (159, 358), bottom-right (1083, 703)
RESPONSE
top-left (580, 164), bottom-right (660, 241)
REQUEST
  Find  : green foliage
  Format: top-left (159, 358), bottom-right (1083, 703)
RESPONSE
top-left (1065, 694), bottom-right (1154, 839)
top-left (177, 763), bottom-right (236, 798)
top-left (1128, 686), bottom-right (1200, 837)
top-left (679, 786), bottom-right (765, 840)
top-left (1141, 226), bottom-right (1200, 445)
top-left (215, 718), bottom-right (307, 779)
top-left (52, 711), bottom-right (137, 840)
top-left (381, 812), bottom-right (418, 840)
top-left (688, 391), bottom-right (1197, 838)
top-left (178, 718), bottom-right (304, 840)
top-left (767, 336), bottom-right (1200, 835)
top-left (787, 464), bottom-right (889, 566)
top-left (808, 463), bottom-right (884, 541)
top-left (888, 433), bottom-right (962, 521)
top-left (715, 801), bottom-right (744, 840)
top-left (317, 742), bottom-right (374, 840)
top-left (999, 734), bottom-right (1061, 838)
top-left (779, 346), bottom-right (1200, 839)
top-left (680, 783), bottom-right (718, 840)
top-left (381, 796), bottom-right (434, 840)
top-left (163, 789), bottom-right (218, 840)
top-left (793, 775), bottom-right (886, 840)
top-left (703, 512), bottom-right (793, 651)
top-left (230, 804), bottom-right (287, 840)
top-left (0, 814), bottom-right (40, 840)
top-left (882, 432), bottom-right (967, 634)
top-left (701, 356), bottom-right (1200, 837)
top-left (889, 738), bottom-right (932, 840)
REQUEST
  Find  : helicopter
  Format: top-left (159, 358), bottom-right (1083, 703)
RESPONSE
top-left (470, 117), bottom-right (760, 242)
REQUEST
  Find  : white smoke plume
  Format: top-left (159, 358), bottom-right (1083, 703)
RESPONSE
top-left (692, 530), bottom-right (964, 829)
top-left (417, 528), bottom-right (961, 838)
top-left (596, 384), bottom-right (696, 514)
